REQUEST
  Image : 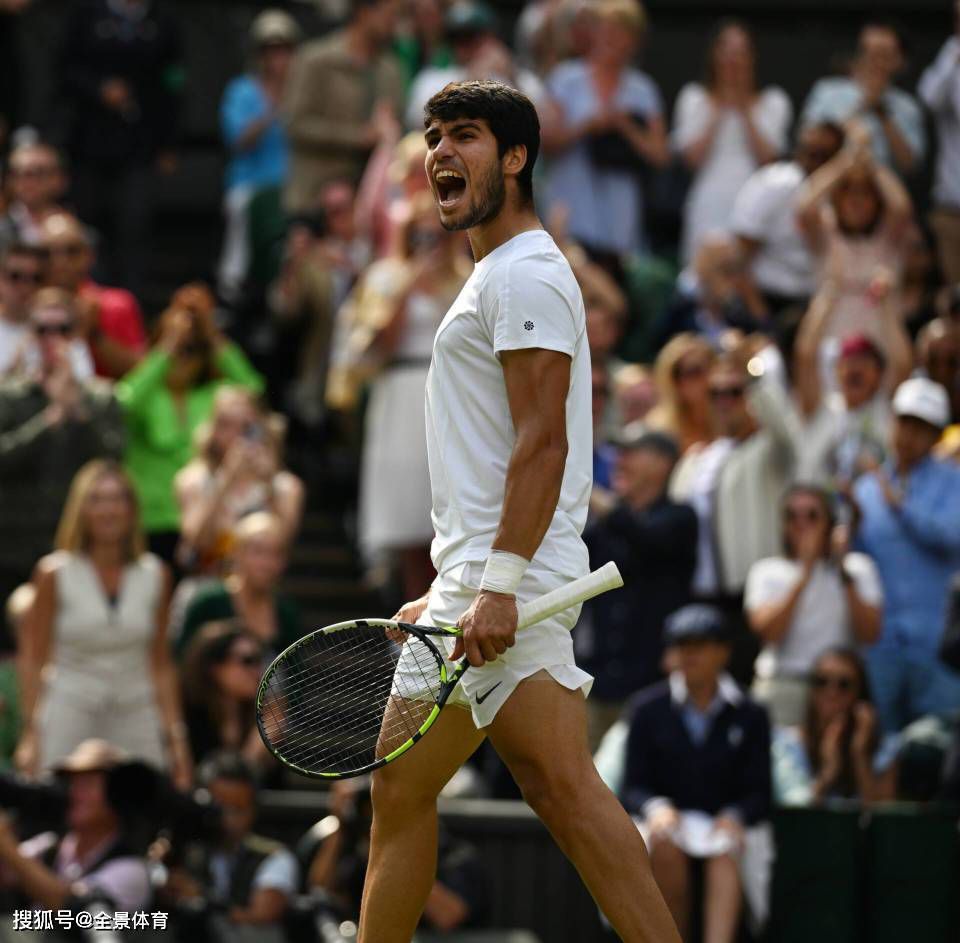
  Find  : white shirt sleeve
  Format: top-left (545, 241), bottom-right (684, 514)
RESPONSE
top-left (671, 83), bottom-right (712, 151)
top-left (842, 552), bottom-right (884, 607)
top-left (252, 848), bottom-right (299, 896)
top-left (754, 87), bottom-right (793, 154)
top-left (918, 38), bottom-right (960, 115)
top-left (729, 171), bottom-right (774, 240)
top-left (744, 557), bottom-right (796, 611)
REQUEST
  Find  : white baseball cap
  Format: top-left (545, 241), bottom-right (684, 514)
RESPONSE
top-left (892, 377), bottom-right (950, 429)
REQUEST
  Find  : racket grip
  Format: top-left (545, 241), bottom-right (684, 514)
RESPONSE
top-left (516, 561), bottom-right (623, 630)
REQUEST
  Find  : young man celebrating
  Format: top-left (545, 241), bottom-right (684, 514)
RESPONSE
top-left (358, 80), bottom-right (679, 943)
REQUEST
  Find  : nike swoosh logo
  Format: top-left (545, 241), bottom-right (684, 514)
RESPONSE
top-left (475, 682), bottom-right (503, 705)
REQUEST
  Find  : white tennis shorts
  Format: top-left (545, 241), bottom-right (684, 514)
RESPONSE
top-left (395, 559), bottom-right (594, 728)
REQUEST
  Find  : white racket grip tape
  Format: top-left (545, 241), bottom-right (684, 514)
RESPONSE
top-left (516, 561), bottom-right (623, 630)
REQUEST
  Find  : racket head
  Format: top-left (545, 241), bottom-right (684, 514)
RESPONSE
top-left (256, 618), bottom-right (463, 780)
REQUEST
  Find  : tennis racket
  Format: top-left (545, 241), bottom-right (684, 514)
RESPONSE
top-left (256, 561), bottom-right (623, 780)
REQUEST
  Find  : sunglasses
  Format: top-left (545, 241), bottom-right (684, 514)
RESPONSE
top-left (228, 651), bottom-right (262, 668)
top-left (47, 244), bottom-right (86, 258)
top-left (811, 673), bottom-right (856, 693)
top-left (179, 342), bottom-right (209, 358)
top-left (674, 362), bottom-right (708, 381)
top-left (33, 322), bottom-right (73, 337)
top-left (4, 269), bottom-right (43, 285)
top-left (784, 507), bottom-right (823, 524)
top-left (709, 385), bottom-right (745, 401)
top-left (10, 165), bottom-right (56, 178)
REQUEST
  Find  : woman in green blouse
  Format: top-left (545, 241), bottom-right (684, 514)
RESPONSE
top-left (116, 283), bottom-right (264, 562)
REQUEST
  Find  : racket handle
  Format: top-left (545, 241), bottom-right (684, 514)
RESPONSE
top-left (516, 561), bottom-right (623, 630)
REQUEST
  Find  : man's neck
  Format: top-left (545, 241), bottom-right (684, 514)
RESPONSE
top-left (345, 22), bottom-right (375, 64)
top-left (468, 205), bottom-right (542, 262)
top-left (74, 824), bottom-right (120, 861)
top-left (625, 484), bottom-right (663, 513)
top-left (686, 678), bottom-right (719, 712)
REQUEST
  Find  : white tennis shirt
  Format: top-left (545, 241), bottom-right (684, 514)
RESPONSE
top-left (425, 228), bottom-right (592, 580)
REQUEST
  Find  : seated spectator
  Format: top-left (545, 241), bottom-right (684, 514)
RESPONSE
top-left (576, 430), bottom-right (697, 748)
top-left (115, 283), bottom-right (263, 564)
top-left (673, 19), bottom-right (792, 264)
top-left (0, 141), bottom-right (68, 251)
top-left (590, 363), bottom-right (617, 494)
top-left (915, 319), bottom-right (960, 425)
top-left (772, 648), bottom-right (897, 805)
top-left (745, 485), bottom-right (882, 727)
top-left (900, 222), bottom-right (943, 337)
top-left (542, 0), bottom-right (668, 268)
top-left (218, 9), bottom-right (301, 305)
top-left (852, 377), bottom-right (960, 733)
top-left (175, 387), bottom-right (304, 578)
top-left (620, 605), bottom-right (772, 942)
top-left (645, 333), bottom-right (715, 455)
top-left (800, 20), bottom-right (924, 176)
top-left (612, 362), bottom-right (658, 428)
top-left (180, 622), bottom-right (272, 772)
top-left (15, 460), bottom-right (190, 786)
top-left (40, 213), bottom-right (147, 379)
top-left (164, 752), bottom-right (297, 937)
top-left (0, 243), bottom-right (45, 376)
top-left (653, 234), bottom-right (768, 352)
top-left (0, 740), bottom-right (150, 914)
top-left (177, 512), bottom-right (302, 661)
top-left (730, 121), bottom-right (844, 320)
top-left (795, 124), bottom-right (913, 349)
top-left (0, 289), bottom-right (123, 608)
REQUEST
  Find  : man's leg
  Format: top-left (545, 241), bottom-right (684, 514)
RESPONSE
top-left (487, 673), bottom-right (681, 943)
top-left (648, 838), bottom-right (690, 940)
top-left (703, 854), bottom-right (742, 943)
top-left (358, 705), bottom-right (485, 943)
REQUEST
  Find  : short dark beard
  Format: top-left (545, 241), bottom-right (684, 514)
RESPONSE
top-left (440, 159), bottom-right (506, 232)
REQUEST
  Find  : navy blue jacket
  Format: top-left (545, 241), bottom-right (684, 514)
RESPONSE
top-left (620, 679), bottom-right (772, 825)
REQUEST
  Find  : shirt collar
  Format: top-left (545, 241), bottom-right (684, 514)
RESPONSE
top-left (669, 671), bottom-right (742, 709)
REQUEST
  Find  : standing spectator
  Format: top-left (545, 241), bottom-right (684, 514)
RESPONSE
top-left (40, 213), bottom-right (147, 379)
top-left (853, 377), bottom-right (960, 733)
top-left (772, 648), bottom-right (897, 805)
top-left (745, 486), bottom-right (882, 727)
top-left (916, 319), bottom-right (960, 424)
top-left (0, 289), bottom-right (123, 608)
top-left (14, 460), bottom-right (190, 786)
top-left (283, 0), bottom-right (403, 213)
top-left (620, 605), bottom-right (772, 943)
top-left (0, 243), bottom-right (45, 376)
top-left (576, 430), bottom-right (697, 748)
top-left (218, 9), bottom-right (302, 305)
top-left (0, 142), bottom-right (68, 252)
top-left (729, 122), bottom-right (844, 320)
top-left (919, 9), bottom-right (960, 283)
top-left (800, 20), bottom-right (925, 176)
top-left (115, 284), bottom-right (263, 564)
top-left (393, 0), bottom-right (453, 94)
top-left (58, 0), bottom-right (184, 294)
top-left (673, 20), bottom-right (792, 264)
top-left (542, 0), bottom-right (668, 266)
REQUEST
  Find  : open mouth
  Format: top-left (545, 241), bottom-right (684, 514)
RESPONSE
top-left (435, 169), bottom-right (466, 209)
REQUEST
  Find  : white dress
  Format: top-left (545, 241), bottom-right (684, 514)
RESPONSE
top-left (359, 290), bottom-right (445, 559)
top-left (672, 83), bottom-right (793, 264)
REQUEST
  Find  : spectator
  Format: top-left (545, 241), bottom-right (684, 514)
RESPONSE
top-left (174, 388), bottom-right (304, 578)
top-left (176, 512), bottom-right (302, 662)
top-left (0, 583), bottom-right (30, 771)
top-left (772, 647), bottom-right (897, 805)
top-left (344, 195), bottom-right (469, 595)
top-left (576, 430), bottom-right (697, 748)
top-left (853, 377), bottom-right (960, 733)
top-left (0, 289), bottom-right (123, 607)
top-left (800, 20), bottom-right (925, 176)
top-left (916, 319), bottom-right (960, 425)
top-left (180, 622), bottom-right (271, 772)
top-left (0, 142), bottom-right (68, 251)
top-left (40, 212), bottom-right (147, 379)
top-left (619, 605), bottom-right (772, 943)
top-left (14, 460), bottom-right (190, 786)
top-left (164, 752), bottom-right (297, 935)
top-left (645, 333), bottom-right (715, 455)
top-left (612, 362), bottom-right (658, 428)
top-left (900, 222), bottom-right (943, 338)
top-left (673, 19), bottom-right (792, 264)
top-left (0, 243), bottom-right (45, 376)
top-left (217, 9), bottom-right (302, 305)
top-left (590, 362), bottom-right (617, 493)
top-left (919, 9), bottom-right (960, 283)
top-left (283, 0), bottom-right (403, 213)
top-left (115, 283), bottom-right (263, 564)
top-left (393, 0), bottom-right (453, 94)
top-left (796, 127), bottom-right (913, 352)
top-left (745, 485), bottom-right (883, 727)
top-left (542, 0), bottom-right (668, 267)
top-left (729, 121), bottom-right (845, 321)
top-left (58, 0), bottom-right (184, 294)
top-left (0, 739), bottom-right (151, 913)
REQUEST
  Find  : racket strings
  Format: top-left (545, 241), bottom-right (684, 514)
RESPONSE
top-left (258, 623), bottom-right (446, 775)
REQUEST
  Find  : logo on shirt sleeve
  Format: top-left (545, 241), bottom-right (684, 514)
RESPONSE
top-left (523, 320), bottom-right (534, 331)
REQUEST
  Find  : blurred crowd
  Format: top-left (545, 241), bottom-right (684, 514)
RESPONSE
top-left (0, 0), bottom-right (960, 939)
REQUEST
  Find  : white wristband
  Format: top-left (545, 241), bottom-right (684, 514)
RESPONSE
top-left (479, 551), bottom-right (529, 596)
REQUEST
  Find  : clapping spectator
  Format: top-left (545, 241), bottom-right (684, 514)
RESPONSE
top-left (0, 142), bottom-right (68, 252)
top-left (673, 20), bottom-right (792, 264)
top-left (645, 334), bottom-right (715, 455)
top-left (745, 486), bottom-right (882, 727)
top-left (115, 283), bottom-right (263, 564)
top-left (772, 648), bottom-right (897, 805)
top-left (801, 20), bottom-right (924, 176)
top-left (15, 460), bottom-right (190, 786)
top-left (542, 0), bottom-right (668, 268)
top-left (0, 243), bottom-right (45, 376)
top-left (853, 377), bottom-right (960, 733)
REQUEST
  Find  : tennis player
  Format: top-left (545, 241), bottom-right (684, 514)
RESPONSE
top-left (358, 80), bottom-right (680, 943)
